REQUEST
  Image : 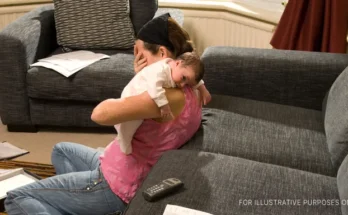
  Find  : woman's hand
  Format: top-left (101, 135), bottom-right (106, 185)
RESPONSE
top-left (134, 45), bottom-right (147, 73)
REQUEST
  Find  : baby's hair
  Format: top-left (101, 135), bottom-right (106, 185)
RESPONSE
top-left (176, 52), bottom-right (204, 84)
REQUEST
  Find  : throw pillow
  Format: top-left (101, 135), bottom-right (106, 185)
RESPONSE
top-left (54, 0), bottom-right (135, 50)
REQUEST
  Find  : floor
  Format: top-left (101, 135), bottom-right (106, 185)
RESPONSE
top-left (0, 119), bottom-right (115, 164)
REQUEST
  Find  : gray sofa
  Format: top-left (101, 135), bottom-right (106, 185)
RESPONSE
top-left (3, 2), bottom-right (348, 214)
top-left (124, 47), bottom-right (348, 215)
top-left (0, 1), bottom-right (182, 132)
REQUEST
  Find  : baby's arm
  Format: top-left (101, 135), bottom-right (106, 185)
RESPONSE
top-left (145, 71), bottom-right (174, 119)
top-left (194, 80), bottom-right (212, 105)
top-left (194, 80), bottom-right (205, 89)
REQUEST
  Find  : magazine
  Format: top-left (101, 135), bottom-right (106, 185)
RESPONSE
top-left (163, 205), bottom-right (213, 215)
top-left (0, 168), bottom-right (40, 211)
top-left (30, 50), bottom-right (110, 77)
top-left (0, 141), bottom-right (29, 161)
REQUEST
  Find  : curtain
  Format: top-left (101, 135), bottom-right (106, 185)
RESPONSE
top-left (270, 0), bottom-right (348, 53)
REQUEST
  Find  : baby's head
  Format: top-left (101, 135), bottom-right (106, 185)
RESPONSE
top-left (171, 52), bottom-right (204, 88)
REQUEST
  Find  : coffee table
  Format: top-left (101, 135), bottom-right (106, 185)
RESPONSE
top-left (0, 160), bottom-right (55, 214)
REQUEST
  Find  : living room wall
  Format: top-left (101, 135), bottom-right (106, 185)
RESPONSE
top-left (1, 0), bottom-right (347, 54)
top-left (0, 0), bottom-right (50, 30)
top-left (0, 0), bottom-right (280, 54)
top-left (164, 1), bottom-right (281, 55)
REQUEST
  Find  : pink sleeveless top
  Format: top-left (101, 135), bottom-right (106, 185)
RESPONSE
top-left (99, 87), bottom-right (201, 203)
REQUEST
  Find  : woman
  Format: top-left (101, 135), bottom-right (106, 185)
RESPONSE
top-left (5, 14), bottom-right (202, 215)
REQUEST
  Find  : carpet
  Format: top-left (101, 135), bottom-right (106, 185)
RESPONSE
top-left (0, 161), bottom-right (55, 214)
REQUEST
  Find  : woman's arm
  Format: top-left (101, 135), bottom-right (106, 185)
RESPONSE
top-left (91, 88), bottom-right (185, 126)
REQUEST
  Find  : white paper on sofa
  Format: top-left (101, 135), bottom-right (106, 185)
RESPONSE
top-left (163, 204), bottom-right (213, 215)
top-left (30, 50), bottom-right (110, 77)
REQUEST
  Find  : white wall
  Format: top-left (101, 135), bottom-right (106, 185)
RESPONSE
top-left (159, 0), bottom-right (282, 55)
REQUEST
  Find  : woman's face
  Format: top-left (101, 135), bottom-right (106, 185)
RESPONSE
top-left (134, 40), bottom-right (169, 66)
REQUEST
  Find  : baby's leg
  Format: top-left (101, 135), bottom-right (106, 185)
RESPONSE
top-left (117, 120), bottom-right (143, 155)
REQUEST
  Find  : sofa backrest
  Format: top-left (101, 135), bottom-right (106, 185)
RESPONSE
top-left (324, 66), bottom-right (348, 172)
top-left (130, 0), bottom-right (158, 35)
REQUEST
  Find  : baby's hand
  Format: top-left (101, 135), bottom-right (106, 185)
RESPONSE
top-left (160, 104), bottom-right (174, 120)
top-left (198, 84), bottom-right (212, 105)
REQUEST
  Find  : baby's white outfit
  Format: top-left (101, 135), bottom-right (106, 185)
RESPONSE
top-left (115, 58), bottom-right (176, 155)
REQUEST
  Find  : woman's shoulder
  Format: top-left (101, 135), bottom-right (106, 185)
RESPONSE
top-left (153, 87), bottom-right (200, 123)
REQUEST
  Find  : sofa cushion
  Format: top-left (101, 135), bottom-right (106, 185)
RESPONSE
top-left (206, 95), bottom-right (325, 132)
top-left (337, 154), bottom-right (348, 215)
top-left (54, 0), bottom-right (135, 50)
top-left (324, 66), bottom-right (348, 170)
top-left (125, 150), bottom-right (341, 215)
top-left (27, 49), bottom-right (134, 102)
top-left (182, 95), bottom-right (334, 176)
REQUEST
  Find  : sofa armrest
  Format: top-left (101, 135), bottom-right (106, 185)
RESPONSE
top-left (202, 46), bottom-right (348, 110)
top-left (0, 5), bottom-right (58, 125)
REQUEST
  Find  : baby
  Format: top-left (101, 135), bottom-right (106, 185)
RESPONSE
top-left (116, 52), bottom-right (204, 155)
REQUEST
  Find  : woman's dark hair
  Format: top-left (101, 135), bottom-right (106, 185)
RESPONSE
top-left (167, 17), bottom-right (194, 57)
top-left (143, 17), bottom-right (194, 58)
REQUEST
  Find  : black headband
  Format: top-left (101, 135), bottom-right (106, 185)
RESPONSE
top-left (137, 13), bottom-right (174, 52)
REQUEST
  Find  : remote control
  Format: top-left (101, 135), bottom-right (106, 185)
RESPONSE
top-left (142, 178), bottom-right (184, 202)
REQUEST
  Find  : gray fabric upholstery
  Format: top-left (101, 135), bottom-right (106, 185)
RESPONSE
top-left (0, 5), bottom-right (185, 127)
top-left (324, 66), bottom-right (348, 171)
top-left (182, 96), bottom-right (334, 176)
top-left (0, 5), bottom-right (57, 125)
top-left (54, 0), bottom-right (135, 50)
top-left (338, 155), bottom-right (348, 215)
top-left (130, 0), bottom-right (158, 35)
top-left (202, 47), bottom-right (348, 110)
top-left (322, 91), bottom-right (329, 122)
top-left (29, 99), bottom-right (98, 127)
top-left (125, 150), bottom-right (341, 215)
top-left (206, 95), bottom-right (325, 132)
top-left (155, 8), bottom-right (184, 26)
top-left (27, 48), bottom-right (134, 102)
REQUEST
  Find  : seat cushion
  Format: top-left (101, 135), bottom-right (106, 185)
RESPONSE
top-left (324, 66), bottom-right (348, 170)
top-left (125, 150), bottom-right (341, 215)
top-left (182, 95), bottom-right (334, 176)
top-left (27, 49), bottom-right (134, 102)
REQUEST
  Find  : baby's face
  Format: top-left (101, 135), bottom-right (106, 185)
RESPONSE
top-left (172, 64), bottom-right (196, 88)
